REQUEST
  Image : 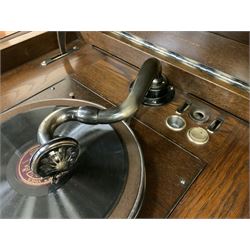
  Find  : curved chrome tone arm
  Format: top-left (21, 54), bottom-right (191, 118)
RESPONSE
top-left (38, 58), bottom-right (162, 144)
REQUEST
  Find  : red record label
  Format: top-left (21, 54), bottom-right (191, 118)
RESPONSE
top-left (17, 145), bottom-right (52, 186)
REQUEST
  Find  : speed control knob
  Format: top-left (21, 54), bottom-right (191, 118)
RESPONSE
top-left (187, 127), bottom-right (209, 145)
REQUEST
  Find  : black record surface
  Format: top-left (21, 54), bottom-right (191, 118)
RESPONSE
top-left (0, 106), bottom-right (128, 218)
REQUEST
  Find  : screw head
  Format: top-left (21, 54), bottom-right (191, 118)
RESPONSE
top-left (180, 178), bottom-right (186, 186)
top-left (69, 92), bottom-right (75, 99)
top-left (41, 61), bottom-right (47, 66)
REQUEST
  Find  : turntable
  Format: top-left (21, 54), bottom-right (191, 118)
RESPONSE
top-left (0, 58), bottom-right (175, 218)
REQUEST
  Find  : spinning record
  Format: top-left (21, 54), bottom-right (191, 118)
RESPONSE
top-left (0, 99), bottom-right (145, 218)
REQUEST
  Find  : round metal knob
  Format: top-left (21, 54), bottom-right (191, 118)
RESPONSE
top-left (187, 127), bottom-right (209, 145)
top-left (166, 115), bottom-right (186, 131)
top-left (189, 108), bottom-right (209, 123)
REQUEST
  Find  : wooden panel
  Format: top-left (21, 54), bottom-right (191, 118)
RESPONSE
top-left (135, 94), bottom-right (240, 163)
top-left (0, 44), bottom-right (103, 113)
top-left (0, 31), bottom-right (19, 40)
top-left (22, 77), bottom-right (113, 109)
top-left (170, 122), bottom-right (249, 218)
top-left (0, 31), bottom-right (36, 49)
top-left (212, 32), bottom-right (249, 45)
top-left (81, 32), bottom-right (249, 122)
top-left (139, 198), bottom-right (167, 218)
top-left (1, 32), bottom-right (78, 73)
top-left (130, 120), bottom-right (205, 218)
top-left (130, 31), bottom-right (249, 82)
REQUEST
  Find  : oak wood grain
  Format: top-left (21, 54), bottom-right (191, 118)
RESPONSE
top-left (130, 120), bottom-right (205, 218)
top-left (170, 122), bottom-right (249, 218)
top-left (130, 31), bottom-right (249, 83)
top-left (212, 32), bottom-right (249, 45)
top-left (0, 44), bottom-right (102, 113)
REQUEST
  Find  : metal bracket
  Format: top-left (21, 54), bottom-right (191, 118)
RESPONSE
top-left (41, 32), bottom-right (79, 66)
top-left (130, 74), bottom-right (175, 106)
